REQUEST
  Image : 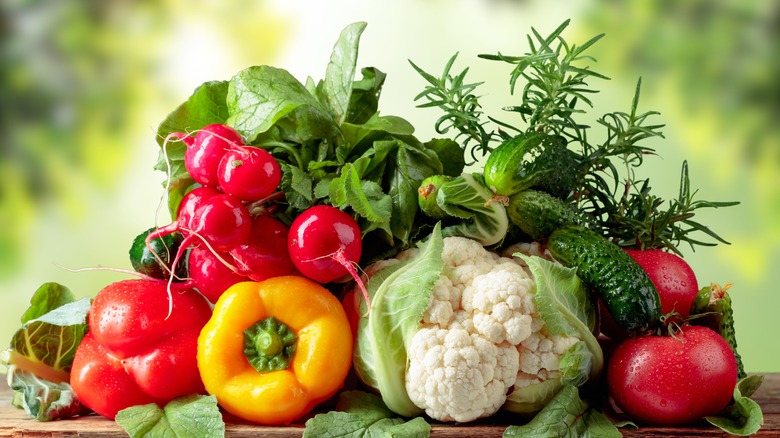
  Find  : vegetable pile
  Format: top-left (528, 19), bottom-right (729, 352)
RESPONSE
top-left (1, 20), bottom-right (765, 437)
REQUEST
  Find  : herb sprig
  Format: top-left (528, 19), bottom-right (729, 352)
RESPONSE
top-left (410, 19), bottom-right (738, 252)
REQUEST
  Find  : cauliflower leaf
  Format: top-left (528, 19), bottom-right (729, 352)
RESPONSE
top-left (354, 223), bottom-right (445, 417)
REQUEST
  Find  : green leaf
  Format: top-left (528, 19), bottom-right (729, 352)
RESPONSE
top-left (342, 163), bottom-right (393, 229)
top-left (354, 224), bottom-right (444, 417)
top-left (387, 140), bottom-right (442, 244)
top-left (347, 67), bottom-right (387, 124)
top-left (6, 370), bottom-right (91, 421)
top-left (115, 395), bottom-right (225, 438)
top-left (279, 163), bottom-right (314, 210)
top-left (304, 391), bottom-right (430, 438)
top-left (156, 80), bottom-right (230, 147)
top-left (705, 375), bottom-right (765, 436)
top-left (21, 283), bottom-right (76, 324)
top-left (425, 138), bottom-right (466, 177)
top-left (227, 65), bottom-right (336, 143)
top-left (503, 385), bottom-right (621, 438)
top-left (1, 287), bottom-right (91, 421)
top-left (9, 297), bottom-right (91, 375)
top-left (319, 22), bottom-right (367, 124)
top-left (436, 173), bottom-right (509, 246)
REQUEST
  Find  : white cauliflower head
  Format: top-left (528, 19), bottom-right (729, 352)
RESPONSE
top-left (401, 236), bottom-right (582, 422)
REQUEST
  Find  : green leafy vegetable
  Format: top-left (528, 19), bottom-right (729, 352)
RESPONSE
top-left (115, 394), bottom-right (225, 438)
top-left (303, 391), bottom-right (431, 438)
top-left (1, 283), bottom-right (91, 421)
top-left (504, 385), bottom-right (621, 438)
top-left (436, 173), bottom-right (509, 246)
top-left (353, 223), bottom-right (444, 417)
top-left (705, 375), bottom-right (765, 436)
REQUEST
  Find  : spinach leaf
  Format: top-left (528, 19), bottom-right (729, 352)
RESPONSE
top-left (227, 65), bottom-right (336, 143)
top-left (318, 21), bottom-right (367, 124)
top-left (347, 67), bottom-right (387, 124)
top-left (156, 80), bottom-right (230, 147)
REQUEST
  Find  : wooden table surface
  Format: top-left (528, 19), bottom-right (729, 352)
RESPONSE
top-left (1, 374), bottom-right (778, 437)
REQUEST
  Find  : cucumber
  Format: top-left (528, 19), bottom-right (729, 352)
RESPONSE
top-left (483, 132), bottom-right (578, 198)
top-left (690, 283), bottom-right (746, 379)
top-left (507, 189), bottom-right (593, 241)
top-left (129, 227), bottom-right (186, 280)
top-left (417, 174), bottom-right (453, 219)
top-left (548, 226), bottom-right (661, 333)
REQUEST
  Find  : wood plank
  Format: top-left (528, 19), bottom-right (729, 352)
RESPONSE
top-left (2, 374), bottom-right (778, 437)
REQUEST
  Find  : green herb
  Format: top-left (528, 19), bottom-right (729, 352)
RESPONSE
top-left (411, 19), bottom-right (737, 252)
top-left (303, 390), bottom-right (431, 438)
top-left (1, 283), bottom-right (91, 421)
top-left (115, 394), bottom-right (225, 438)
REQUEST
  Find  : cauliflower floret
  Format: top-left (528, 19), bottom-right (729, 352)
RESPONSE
top-left (402, 236), bottom-right (584, 422)
top-left (405, 325), bottom-right (519, 423)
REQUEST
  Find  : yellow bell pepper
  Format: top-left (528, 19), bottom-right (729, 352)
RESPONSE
top-left (197, 276), bottom-right (353, 425)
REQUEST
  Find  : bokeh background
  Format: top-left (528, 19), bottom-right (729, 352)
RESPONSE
top-left (1, 0), bottom-right (777, 372)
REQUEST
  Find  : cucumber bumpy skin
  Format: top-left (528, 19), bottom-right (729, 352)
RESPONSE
top-left (691, 283), bottom-right (747, 379)
top-left (548, 226), bottom-right (662, 333)
top-left (507, 189), bottom-right (593, 241)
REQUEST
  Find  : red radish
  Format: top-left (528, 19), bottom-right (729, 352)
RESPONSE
top-left (186, 193), bottom-right (251, 252)
top-left (187, 245), bottom-right (248, 303)
top-left (218, 147), bottom-right (281, 202)
top-left (288, 205), bottom-right (362, 283)
top-left (230, 215), bottom-right (298, 282)
top-left (176, 187), bottom-right (222, 229)
top-left (185, 124), bottom-right (244, 187)
top-left (288, 205), bottom-right (369, 308)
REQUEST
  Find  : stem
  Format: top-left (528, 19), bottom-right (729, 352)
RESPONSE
top-left (257, 141), bottom-right (304, 170)
top-left (243, 317), bottom-right (297, 372)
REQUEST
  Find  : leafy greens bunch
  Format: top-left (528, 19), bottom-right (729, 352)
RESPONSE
top-left (154, 22), bottom-right (464, 261)
top-left (411, 19), bottom-right (737, 253)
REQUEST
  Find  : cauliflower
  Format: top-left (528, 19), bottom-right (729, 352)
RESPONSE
top-left (396, 236), bottom-right (578, 422)
top-left (352, 228), bottom-right (602, 423)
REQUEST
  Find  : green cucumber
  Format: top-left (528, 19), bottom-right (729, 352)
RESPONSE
top-left (691, 283), bottom-right (746, 379)
top-left (417, 174), bottom-right (453, 219)
top-left (483, 132), bottom-right (578, 198)
top-left (548, 226), bottom-right (661, 333)
top-left (129, 227), bottom-right (186, 280)
top-left (507, 189), bottom-right (593, 241)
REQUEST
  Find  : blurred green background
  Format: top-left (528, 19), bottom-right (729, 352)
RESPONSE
top-left (1, 0), bottom-right (777, 372)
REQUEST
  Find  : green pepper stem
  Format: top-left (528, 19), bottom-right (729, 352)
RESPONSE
top-left (243, 316), bottom-right (297, 373)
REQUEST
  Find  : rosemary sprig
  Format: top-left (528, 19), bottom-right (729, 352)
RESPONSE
top-left (409, 53), bottom-right (497, 164)
top-left (409, 19), bottom-right (738, 252)
top-left (479, 19), bottom-right (609, 143)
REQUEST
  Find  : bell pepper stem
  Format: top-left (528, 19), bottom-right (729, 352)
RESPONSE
top-left (243, 317), bottom-right (297, 373)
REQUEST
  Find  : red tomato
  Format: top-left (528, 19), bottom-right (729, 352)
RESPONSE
top-left (624, 249), bottom-right (699, 318)
top-left (607, 325), bottom-right (737, 426)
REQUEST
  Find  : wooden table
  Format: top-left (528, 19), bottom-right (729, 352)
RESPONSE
top-left (2, 374), bottom-right (778, 437)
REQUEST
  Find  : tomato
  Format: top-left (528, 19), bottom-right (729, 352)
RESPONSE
top-left (607, 325), bottom-right (737, 426)
top-left (625, 249), bottom-right (699, 318)
top-left (601, 249), bottom-right (699, 340)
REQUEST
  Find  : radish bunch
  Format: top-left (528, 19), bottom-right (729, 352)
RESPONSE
top-left (147, 123), bottom-right (369, 306)
top-left (149, 124), bottom-right (293, 303)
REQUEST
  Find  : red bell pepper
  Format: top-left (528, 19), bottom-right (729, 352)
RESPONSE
top-left (70, 279), bottom-right (212, 419)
